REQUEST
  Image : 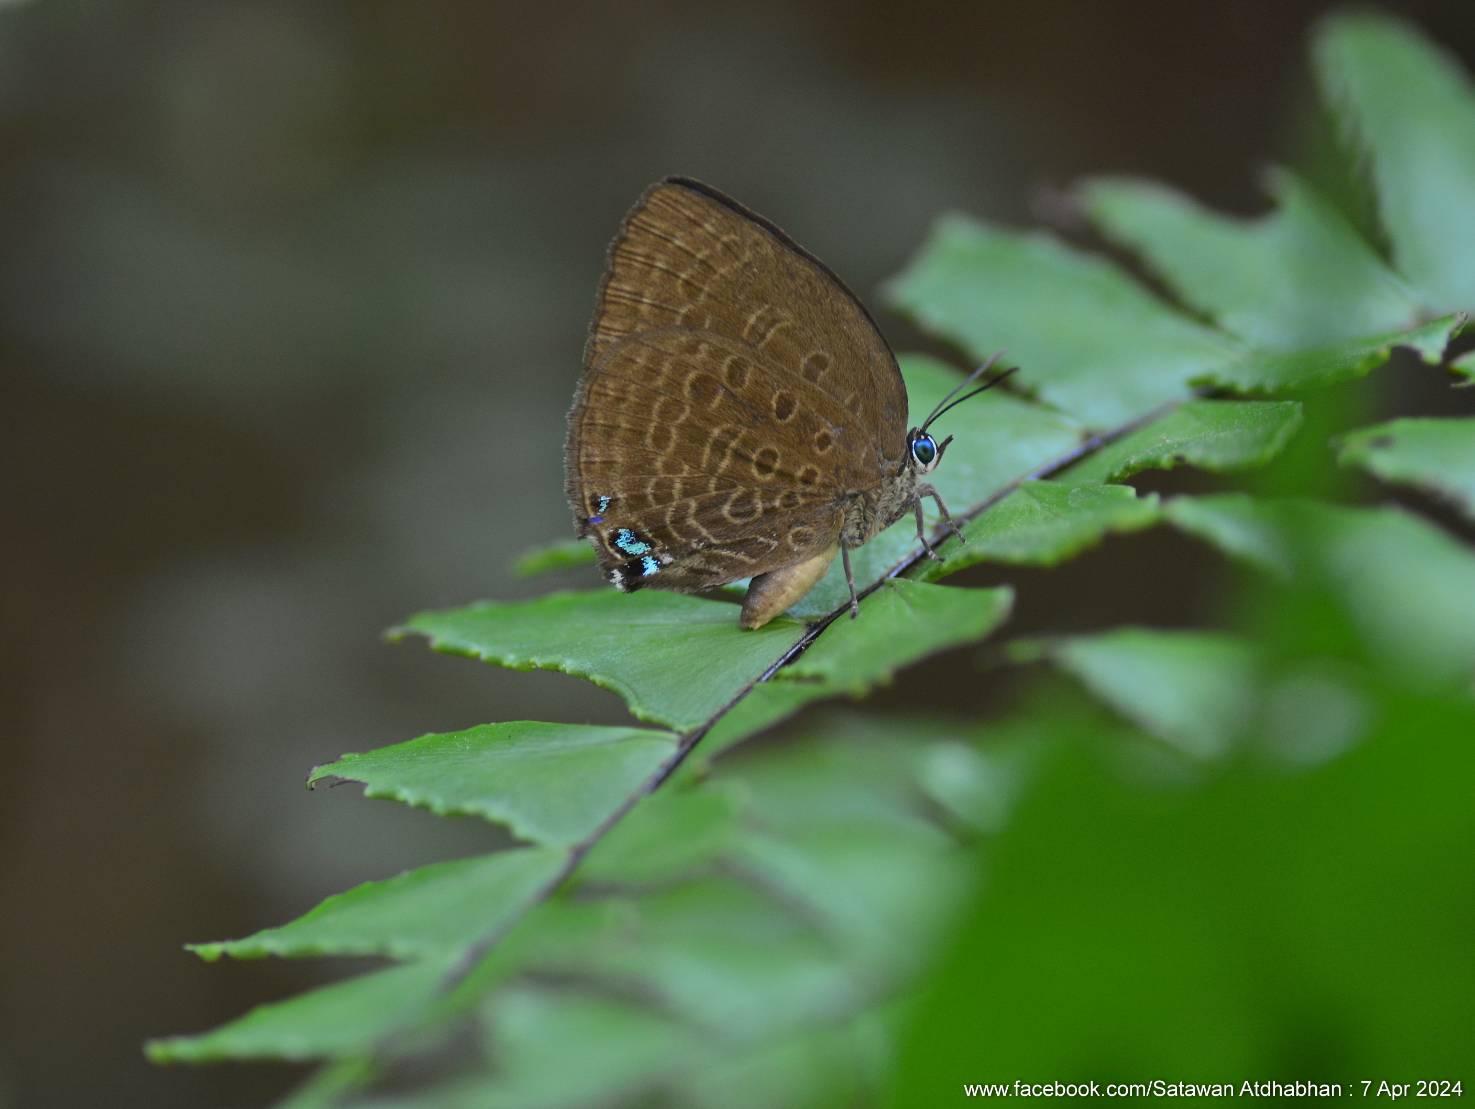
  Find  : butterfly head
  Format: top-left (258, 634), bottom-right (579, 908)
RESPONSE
top-left (906, 428), bottom-right (949, 475)
top-left (910, 355), bottom-right (1018, 477)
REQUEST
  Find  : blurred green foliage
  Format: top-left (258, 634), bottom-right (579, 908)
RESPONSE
top-left (893, 685), bottom-right (1475, 1103)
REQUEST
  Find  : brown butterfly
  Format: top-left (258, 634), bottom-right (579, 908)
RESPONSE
top-left (565, 177), bottom-right (1008, 629)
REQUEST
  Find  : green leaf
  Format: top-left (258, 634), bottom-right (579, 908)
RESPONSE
top-left (471, 987), bottom-right (705, 1109)
top-left (886, 214), bottom-right (1242, 427)
top-left (697, 679), bottom-right (832, 758)
top-left (1081, 170), bottom-right (1418, 348)
top-left (908, 721), bottom-right (1043, 836)
top-left (1022, 627), bottom-right (1260, 759)
top-left (783, 581), bottom-right (1013, 692)
top-left (1169, 497), bottom-right (1475, 686)
top-left (730, 823), bottom-right (962, 964)
top-left (1315, 12), bottom-right (1475, 311)
top-left (1162, 493), bottom-right (1293, 576)
top-left (917, 482), bottom-right (1159, 580)
top-left (1453, 348), bottom-right (1475, 384)
top-left (581, 780), bottom-right (745, 885)
top-left (146, 961), bottom-right (447, 1063)
top-left (189, 848), bottom-right (566, 962)
top-left (890, 195), bottom-right (1457, 408)
top-left (1338, 416), bottom-right (1475, 521)
top-left (277, 1059), bottom-right (377, 1109)
top-left (513, 538), bottom-right (594, 577)
top-left (372, 986), bottom-right (708, 1109)
top-left (1199, 315), bottom-right (1461, 394)
top-left (724, 719), bottom-right (949, 840)
top-left (1303, 502), bottom-right (1475, 687)
top-left (500, 879), bottom-right (860, 1040)
top-left (703, 584), bottom-right (1012, 760)
top-left (675, 1015), bottom-right (891, 1109)
top-left (398, 591), bottom-right (803, 731)
top-left (1062, 400), bottom-right (1303, 485)
top-left (308, 723), bottom-right (677, 847)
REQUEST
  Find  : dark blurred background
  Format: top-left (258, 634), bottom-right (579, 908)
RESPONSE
top-left (4, 2), bottom-right (1474, 1106)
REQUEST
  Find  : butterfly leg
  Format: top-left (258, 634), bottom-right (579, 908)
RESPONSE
top-left (912, 497), bottom-right (941, 560)
top-left (917, 483), bottom-right (968, 547)
top-left (841, 544), bottom-right (859, 619)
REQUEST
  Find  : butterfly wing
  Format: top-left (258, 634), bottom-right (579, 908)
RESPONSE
top-left (567, 328), bottom-right (846, 591)
top-left (566, 178), bottom-right (908, 593)
top-left (585, 178), bottom-right (909, 477)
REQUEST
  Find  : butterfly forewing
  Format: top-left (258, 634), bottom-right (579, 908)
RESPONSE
top-left (587, 180), bottom-right (907, 457)
top-left (567, 178), bottom-right (908, 596)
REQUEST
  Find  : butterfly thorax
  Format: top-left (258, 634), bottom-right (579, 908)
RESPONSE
top-left (840, 460), bottom-right (918, 547)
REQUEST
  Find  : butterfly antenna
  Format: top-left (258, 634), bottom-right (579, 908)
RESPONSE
top-left (920, 353), bottom-right (1000, 429)
top-left (921, 355), bottom-right (1017, 432)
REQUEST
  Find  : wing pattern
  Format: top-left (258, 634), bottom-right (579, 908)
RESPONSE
top-left (565, 178), bottom-right (907, 593)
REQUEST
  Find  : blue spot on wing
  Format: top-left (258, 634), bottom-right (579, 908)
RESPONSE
top-left (613, 528), bottom-right (652, 556)
top-left (584, 495), bottom-right (612, 527)
top-left (640, 555), bottom-right (660, 576)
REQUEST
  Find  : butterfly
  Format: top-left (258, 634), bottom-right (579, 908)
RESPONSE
top-left (564, 177), bottom-right (1008, 629)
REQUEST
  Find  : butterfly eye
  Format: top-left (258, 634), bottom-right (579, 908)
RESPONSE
top-left (911, 433), bottom-right (939, 471)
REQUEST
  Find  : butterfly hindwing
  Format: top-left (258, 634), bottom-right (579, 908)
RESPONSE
top-left (567, 329), bottom-right (846, 592)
